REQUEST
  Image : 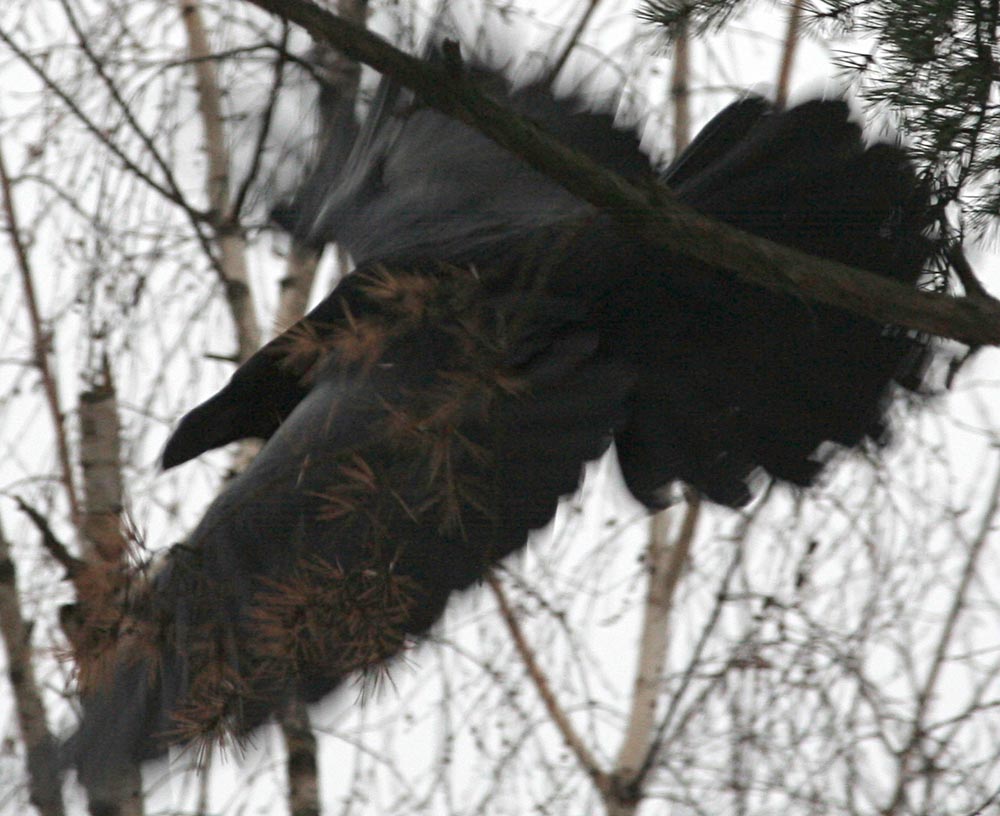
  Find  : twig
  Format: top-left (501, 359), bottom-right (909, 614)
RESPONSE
top-left (486, 572), bottom-right (611, 795)
top-left (230, 23), bottom-right (290, 219)
top-left (12, 498), bottom-right (84, 577)
top-left (544, 0), bottom-right (603, 88)
top-left (56, 0), bottom-right (202, 226)
top-left (0, 137), bottom-right (81, 522)
top-left (881, 454), bottom-right (1000, 815)
top-left (633, 499), bottom-right (765, 788)
top-left (0, 27), bottom-right (207, 219)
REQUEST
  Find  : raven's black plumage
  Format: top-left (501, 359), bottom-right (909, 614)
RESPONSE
top-left (67, 42), bottom-right (940, 793)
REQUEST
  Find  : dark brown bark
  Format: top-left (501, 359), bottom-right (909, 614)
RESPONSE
top-left (0, 522), bottom-right (66, 816)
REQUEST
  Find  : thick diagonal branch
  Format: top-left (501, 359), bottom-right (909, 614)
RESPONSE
top-left (242, 0), bottom-right (1000, 348)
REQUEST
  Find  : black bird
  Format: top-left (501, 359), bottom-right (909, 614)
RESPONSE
top-left (66, 43), bottom-right (940, 794)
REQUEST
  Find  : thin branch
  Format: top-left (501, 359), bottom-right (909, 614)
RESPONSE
top-left (486, 571), bottom-right (611, 796)
top-left (0, 519), bottom-right (66, 816)
top-left (241, 0), bottom-right (1000, 348)
top-left (670, 22), bottom-right (690, 156)
top-left (274, 0), bottom-right (368, 335)
top-left (950, 243), bottom-right (991, 300)
top-left (280, 698), bottom-right (320, 816)
top-left (0, 27), bottom-right (220, 274)
top-left (0, 136), bottom-right (81, 522)
top-left (12, 497), bottom-right (84, 577)
top-left (57, 0), bottom-right (201, 224)
top-left (633, 500), bottom-right (765, 788)
top-left (882, 453), bottom-right (1000, 815)
top-left (613, 493), bottom-right (700, 784)
top-left (0, 27), bottom-right (209, 220)
top-left (775, 0), bottom-right (805, 109)
top-left (230, 23), bottom-right (290, 220)
top-left (275, 242), bottom-right (323, 336)
top-left (179, 0), bottom-right (261, 362)
top-left (544, 0), bottom-right (603, 88)
top-left (608, 58), bottom-right (698, 807)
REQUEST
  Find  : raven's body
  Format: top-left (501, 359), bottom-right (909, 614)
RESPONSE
top-left (67, 47), bottom-right (938, 792)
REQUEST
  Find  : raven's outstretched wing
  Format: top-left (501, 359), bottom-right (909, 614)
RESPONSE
top-left (68, 261), bottom-right (633, 793)
top-left (68, 46), bottom-right (942, 791)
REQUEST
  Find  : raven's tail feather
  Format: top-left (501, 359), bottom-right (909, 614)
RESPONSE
top-left (616, 98), bottom-right (937, 506)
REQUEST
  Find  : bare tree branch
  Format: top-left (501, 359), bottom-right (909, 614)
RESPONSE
top-left (634, 501), bottom-right (767, 789)
top-left (75, 355), bottom-right (144, 816)
top-left (0, 25), bottom-right (220, 273)
top-left (79, 360), bottom-right (127, 564)
top-left (882, 453), bottom-right (1000, 815)
top-left (274, 0), bottom-right (369, 336)
top-left (610, 39), bottom-right (695, 809)
top-left (670, 22), bottom-right (690, 156)
top-left (230, 23), bottom-right (291, 221)
top-left (0, 28), bottom-right (209, 218)
top-left (775, 0), bottom-right (805, 109)
top-left (56, 0), bottom-right (204, 227)
top-left (0, 135), bottom-right (81, 522)
top-left (544, 0), bottom-right (603, 87)
top-left (272, 7), bottom-right (370, 806)
top-left (0, 519), bottom-right (66, 816)
top-left (12, 498), bottom-right (83, 578)
top-left (281, 697), bottom-right (320, 816)
top-left (614, 493), bottom-right (700, 786)
top-left (486, 571), bottom-right (612, 798)
top-left (179, 0), bottom-right (262, 363)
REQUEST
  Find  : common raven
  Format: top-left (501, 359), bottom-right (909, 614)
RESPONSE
top-left (65, 42), bottom-right (940, 792)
